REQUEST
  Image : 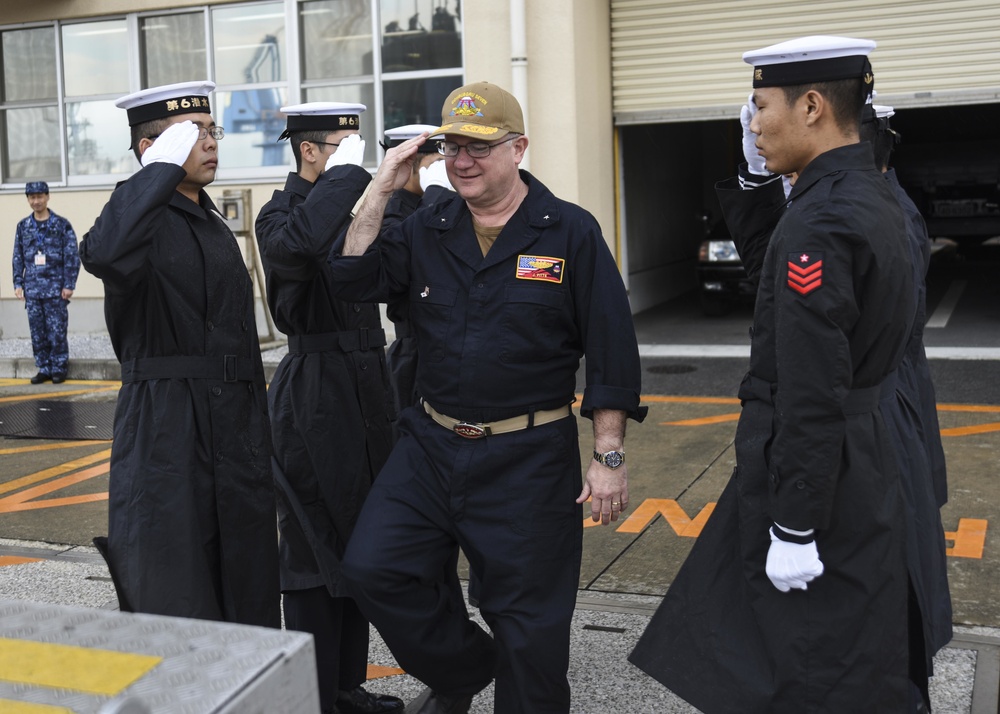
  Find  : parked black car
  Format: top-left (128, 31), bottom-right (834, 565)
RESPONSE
top-left (696, 222), bottom-right (756, 316)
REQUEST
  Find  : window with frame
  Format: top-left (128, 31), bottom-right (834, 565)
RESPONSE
top-left (0, 0), bottom-right (464, 188)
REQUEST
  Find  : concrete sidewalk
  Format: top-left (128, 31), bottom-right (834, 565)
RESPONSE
top-left (0, 539), bottom-right (995, 713)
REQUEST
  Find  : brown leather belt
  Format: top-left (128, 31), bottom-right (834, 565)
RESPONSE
top-left (423, 402), bottom-right (571, 439)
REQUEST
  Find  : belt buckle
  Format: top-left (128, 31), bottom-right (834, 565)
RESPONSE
top-left (454, 422), bottom-right (488, 439)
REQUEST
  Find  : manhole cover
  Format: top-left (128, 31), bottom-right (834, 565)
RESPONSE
top-left (647, 364), bottom-right (697, 375)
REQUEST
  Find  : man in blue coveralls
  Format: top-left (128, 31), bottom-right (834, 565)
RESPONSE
top-left (13, 181), bottom-right (80, 384)
top-left (330, 81), bottom-right (646, 714)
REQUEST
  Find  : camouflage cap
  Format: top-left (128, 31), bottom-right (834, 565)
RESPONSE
top-left (25, 181), bottom-right (48, 195)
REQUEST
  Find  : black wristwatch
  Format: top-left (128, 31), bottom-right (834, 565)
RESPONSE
top-left (593, 450), bottom-right (625, 469)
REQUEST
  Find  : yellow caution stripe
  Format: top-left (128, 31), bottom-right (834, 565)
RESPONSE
top-left (0, 701), bottom-right (74, 713)
top-left (0, 637), bottom-right (161, 695)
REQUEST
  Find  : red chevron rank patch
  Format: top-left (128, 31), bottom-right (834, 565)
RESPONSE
top-left (787, 252), bottom-right (823, 295)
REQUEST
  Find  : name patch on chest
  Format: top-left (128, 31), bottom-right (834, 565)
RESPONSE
top-left (516, 254), bottom-right (565, 283)
top-left (787, 252), bottom-right (823, 295)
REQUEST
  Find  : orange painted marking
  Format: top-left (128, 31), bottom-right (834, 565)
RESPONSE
top-left (366, 664), bottom-right (405, 680)
top-left (0, 462), bottom-right (110, 514)
top-left (940, 422), bottom-right (1000, 437)
top-left (0, 556), bottom-right (42, 567)
top-left (662, 413), bottom-right (740, 427)
top-left (642, 395), bottom-right (741, 405)
top-left (0, 387), bottom-right (118, 404)
top-left (945, 518), bottom-right (988, 559)
top-left (0, 441), bottom-right (111, 456)
top-left (0, 449), bottom-right (111, 497)
top-left (614, 499), bottom-right (716, 536)
top-left (936, 403), bottom-right (1000, 413)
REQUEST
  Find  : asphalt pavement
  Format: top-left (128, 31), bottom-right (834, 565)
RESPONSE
top-left (0, 283), bottom-right (998, 713)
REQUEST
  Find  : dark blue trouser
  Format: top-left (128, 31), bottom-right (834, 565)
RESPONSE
top-left (343, 406), bottom-right (583, 714)
top-left (283, 587), bottom-right (369, 713)
top-left (26, 296), bottom-right (69, 375)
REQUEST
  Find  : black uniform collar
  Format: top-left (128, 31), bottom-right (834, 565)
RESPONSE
top-left (790, 142), bottom-right (877, 201)
top-left (168, 186), bottom-right (218, 219)
top-left (283, 171), bottom-right (315, 199)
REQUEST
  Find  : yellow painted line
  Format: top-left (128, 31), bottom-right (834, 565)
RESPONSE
top-left (0, 700), bottom-right (73, 714)
top-left (0, 462), bottom-right (110, 513)
top-left (366, 664), bottom-right (405, 680)
top-left (0, 441), bottom-right (111, 456)
top-left (0, 556), bottom-right (42, 567)
top-left (0, 449), bottom-right (111, 497)
top-left (0, 638), bottom-right (161, 695)
top-left (662, 414), bottom-right (740, 426)
top-left (940, 423), bottom-right (1000, 437)
top-left (0, 386), bottom-right (118, 404)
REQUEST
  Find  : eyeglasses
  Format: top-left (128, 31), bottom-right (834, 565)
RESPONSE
top-left (308, 140), bottom-right (343, 149)
top-left (438, 135), bottom-right (518, 158)
top-left (148, 126), bottom-right (225, 142)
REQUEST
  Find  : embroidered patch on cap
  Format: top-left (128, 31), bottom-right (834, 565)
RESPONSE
top-left (787, 252), bottom-right (823, 295)
top-left (516, 255), bottom-right (565, 283)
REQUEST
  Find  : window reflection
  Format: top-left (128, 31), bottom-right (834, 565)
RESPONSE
top-left (66, 101), bottom-right (134, 176)
top-left (383, 75), bottom-right (461, 129)
top-left (300, 0), bottom-right (373, 80)
top-left (213, 3), bottom-right (286, 86)
top-left (140, 14), bottom-right (206, 88)
top-left (215, 89), bottom-right (289, 168)
top-left (4, 107), bottom-right (60, 180)
top-left (62, 20), bottom-right (129, 97)
top-left (380, 0), bottom-right (461, 72)
top-left (2, 28), bottom-right (57, 102)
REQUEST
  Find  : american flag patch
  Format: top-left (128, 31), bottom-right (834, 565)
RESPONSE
top-left (787, 252), bottom-right (823, 295)
top-left (516, 254), bottom-right (565, 283)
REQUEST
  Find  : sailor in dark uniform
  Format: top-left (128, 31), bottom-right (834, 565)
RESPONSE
top-left (255, 102), bottom-right (403, 714)
top-left (631, 37), bottom-right (916, 713)
top-left (80, 81), bottom-right (279, 627)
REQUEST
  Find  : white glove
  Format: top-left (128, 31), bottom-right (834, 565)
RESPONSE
top-left (141, 120), bottom-right (199, 167)
top-left (419, 160), bottom-right (454, 192)
top-left (325, 133), bottom-right (365, 170)
top-left (766, 526), bottom-right (824, 592)
top-left (741, 94), bottom-right (768, 176)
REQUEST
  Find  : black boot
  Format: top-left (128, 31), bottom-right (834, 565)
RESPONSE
top-left (335, 686), bottom-right (404, 713)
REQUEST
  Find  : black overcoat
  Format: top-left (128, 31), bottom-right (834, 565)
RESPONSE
top-left (631, 144), bottom-right (915, 713)
top-left (80, 163), bottom-right (279, 627)
top-left (255, 167), bottom-right (394, 596)
top-left (715, 163), bottom-right (953, 677)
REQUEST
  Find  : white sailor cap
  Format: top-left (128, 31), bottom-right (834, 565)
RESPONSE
top-left (743, 36), bottom-right (876, 91)
top-left (278, 102), bottom-right (366, 140)
top-left (383, 123), bottom-right (441, 153)
top-left (116, 81), bottom-right (215, 127)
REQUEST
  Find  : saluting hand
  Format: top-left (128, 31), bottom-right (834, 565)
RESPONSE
top-left (325, 133), bottom-right (366, 171)
top-left (141, 120), bottom-right (200, 168)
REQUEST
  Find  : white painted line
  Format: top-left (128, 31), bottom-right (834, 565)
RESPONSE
top-left (639, 344), bottom-right (1000, 360)
top-left (639, 345), bottom-right (750, 358)
top-left (926, 280), bottom-right (967, 328)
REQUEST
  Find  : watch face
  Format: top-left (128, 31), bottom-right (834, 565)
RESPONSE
top-left (604, 451), bottom-right (624, 469)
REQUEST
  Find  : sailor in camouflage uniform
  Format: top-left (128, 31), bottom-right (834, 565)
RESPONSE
top-left (12, 181), bottom-right (80, 384)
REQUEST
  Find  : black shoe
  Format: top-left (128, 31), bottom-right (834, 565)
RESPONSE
top-left (404, 687), bottom-right (472, 714)
top-left (51, 373), bottom-right (66, 384)
top-left (336, 686), bottom-right (404, 713)
top-left (30, 373), bottom-right (51, 384)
